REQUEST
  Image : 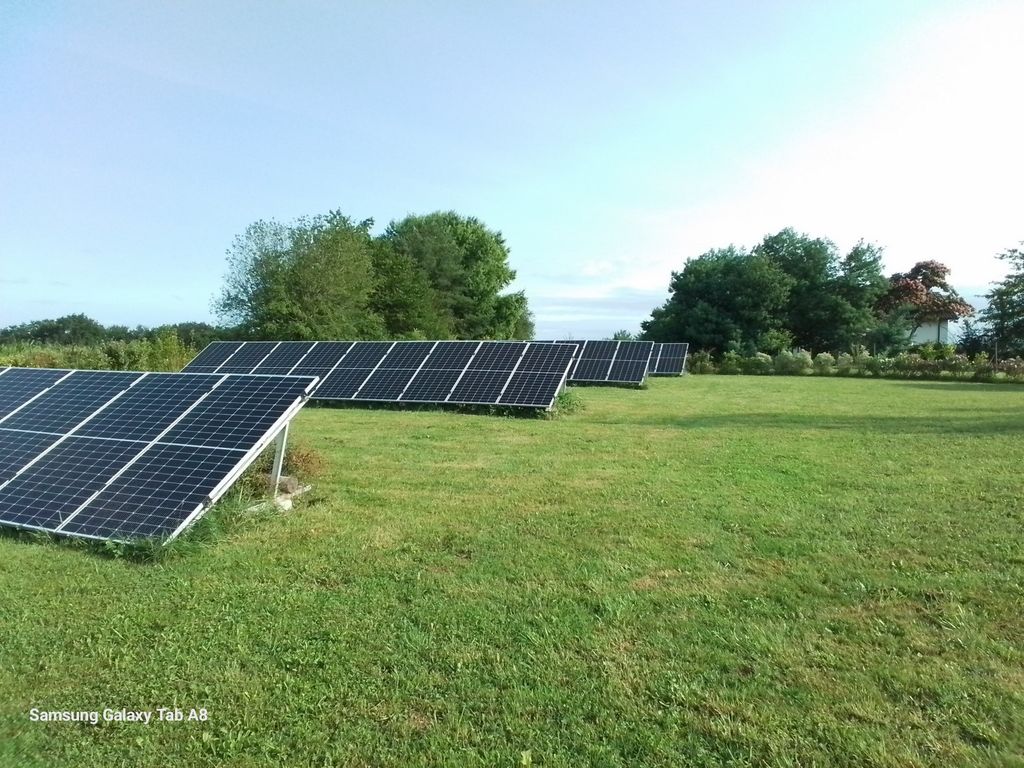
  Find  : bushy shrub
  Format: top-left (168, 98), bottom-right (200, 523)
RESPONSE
top-left (851, 346), bottom-right (871, 374)
top-left (774, 349), bottom-right (813, 375)
top-left (812, 352), bottom-right (835, 375)
top-left (865, 355), bottom-right (895, 377)
top-left (1000, 357), bottom-right (1024, 378)
top-left (741, 352), bottom-right (773, 375)
top-left (916, 342), bottom-right (957, 361)
top-left (718, 351), bottom-right (743, 375)
top-left (0, 337), bottom-right (196, 372)
top-left (944, 354), bottom-right (972, 376)
top-left (687, 350), bottom-right (715, 374)
top-left (835, 353), bottom-right (855, 376)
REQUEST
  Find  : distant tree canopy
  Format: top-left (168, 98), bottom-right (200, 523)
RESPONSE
top-left (215, 209), bottom-right (532, 341)
top-left (0, 313), bottom-right (107, 345)
top-left (641, 230), bottom-right (895, 354)
top-left (0, 314), bottom-right (224, 349)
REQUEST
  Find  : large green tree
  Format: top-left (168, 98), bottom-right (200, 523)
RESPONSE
top-left (754, 229), bottom-right (888, 351)
top-left (378, 212), bottom-right (530, 339)
top-left (640, 246), bottom-right (794, 353)
top-left (215, 211), bottom-right (384, 340)
top-left (981, 244), bottom-right (1024, 359)
top-left (369, 241), bottom-right (449, 338)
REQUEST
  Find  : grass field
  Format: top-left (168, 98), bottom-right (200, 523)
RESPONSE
top-left (1, 376), bottom-right (1022, 767)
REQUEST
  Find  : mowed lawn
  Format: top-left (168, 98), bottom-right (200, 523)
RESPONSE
top-left (1, 377), bottom-right (1022, 767)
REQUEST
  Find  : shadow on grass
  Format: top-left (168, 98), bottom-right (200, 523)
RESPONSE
top-left (306, 394), bottom-right (583, 419)
top-left (897, 381), bottom-right (1024, 393)
top-left (614, 412), bottom-right (1024, 435)
top-left (0, 495), bottom-right (272, 563)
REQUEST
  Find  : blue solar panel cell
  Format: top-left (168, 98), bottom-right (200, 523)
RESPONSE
top-left (614, 341), bottom-right (654, 362)
top-left (0, 428), bottom-right (60, 484)
top-left (215, 342), bottom-right (280, 374)
top-left (376, 341), bottom-right (435, 368)
top-left (519, 343), bottom-right (577, 374)
top-left (498, 372), bottom-right (565, 407)
top-left (289, 342), bottom-right (354, 378)
top-left (0, 368), bottom-right (71, 419)
top-left (0, 436), bottom-right (142, 530)
top-left (1, 371), bottom-right (140, 434)
top-left (607, 359), bottom-right (649, 382)
top-left (316, 368), bottom-right (373, 400)
top-left (183, 341), bottom-right (243, 370)
top-left (160, 375), bottom-right (315, 450)
top-left (251, 342), bottom-right (315, 375)
top-left (447, 370), bottom-right (512, 403)
top-left (334, 342), bottom-right (393, 369)
top-left (75, 373), bottom-right (221, 442)
top-left (465, 342), bottom-right (523, 371)
top-left (61, 444), bottom-right (242, 540)
top-left (399, 368), bottom-right (464, 402)
top-left (354, 368), bottom-right (419, 401)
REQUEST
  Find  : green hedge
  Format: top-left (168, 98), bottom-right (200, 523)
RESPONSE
top-left (687, 348), bottom-right (1024, 383)
top-left (0, 333), bottom-right (195, 372)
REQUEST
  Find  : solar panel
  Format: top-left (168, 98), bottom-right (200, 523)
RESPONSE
top-left (183, 341), bottom-right (243, 372)
top-left (183, 340), bottom-right (578, 410)
top-left (648, 343), bottom-right (689, 376)
top-left (537, 340), bottom-right (652, 385)
top-left (0, 368), bottom-right (317, 543)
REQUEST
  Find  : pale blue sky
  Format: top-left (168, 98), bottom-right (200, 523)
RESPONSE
top-left (2, 1), bottom-right (1020, 337)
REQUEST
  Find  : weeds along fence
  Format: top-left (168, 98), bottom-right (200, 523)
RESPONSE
top-left (0, 335), bottom-right (196, 372)
top-left (687, 348), bottom-right (1024, 383)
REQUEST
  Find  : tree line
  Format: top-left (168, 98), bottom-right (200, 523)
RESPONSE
top-left (638, 228), bottom-right (1024, 358)
top-left (2, 209), bottom-right (534, 348)
top-left (0, 315), bottom-right (222, 350)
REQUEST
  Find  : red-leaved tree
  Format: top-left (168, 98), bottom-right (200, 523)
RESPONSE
top-left (877, 261), bottom-right (974, 329)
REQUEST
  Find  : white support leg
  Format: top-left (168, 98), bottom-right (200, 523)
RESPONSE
top-left (270, 423), bottom-right (289, 497)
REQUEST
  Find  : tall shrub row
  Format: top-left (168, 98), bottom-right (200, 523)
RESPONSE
top-left (687, 347), bottom-right (1024, 383)
top-left (0, 332), bottom-right (194, 372)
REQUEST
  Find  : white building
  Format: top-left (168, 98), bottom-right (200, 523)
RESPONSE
top-left (911, 319), bottom-right (950, 345)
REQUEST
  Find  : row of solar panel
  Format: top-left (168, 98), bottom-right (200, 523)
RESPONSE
top-left (0, 368), bottom-right (315, 542)
top-left (184, 340), bottom-right (578, 409)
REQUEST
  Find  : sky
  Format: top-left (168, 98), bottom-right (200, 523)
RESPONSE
top-left (1, 0), bottom-right (1022, 338)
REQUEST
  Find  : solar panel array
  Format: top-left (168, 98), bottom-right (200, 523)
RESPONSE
top-left (0, 367), bottom-right (316, 543)
top-left (648, 343), bottom-right (690, 376)
top-left (535, 340), bottom-right (654, 385)
top-left (183, 340), bottom-right (578, 409)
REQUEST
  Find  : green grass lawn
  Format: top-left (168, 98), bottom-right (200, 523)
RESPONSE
top-left (2, 377), bottom-right (1022, 767)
